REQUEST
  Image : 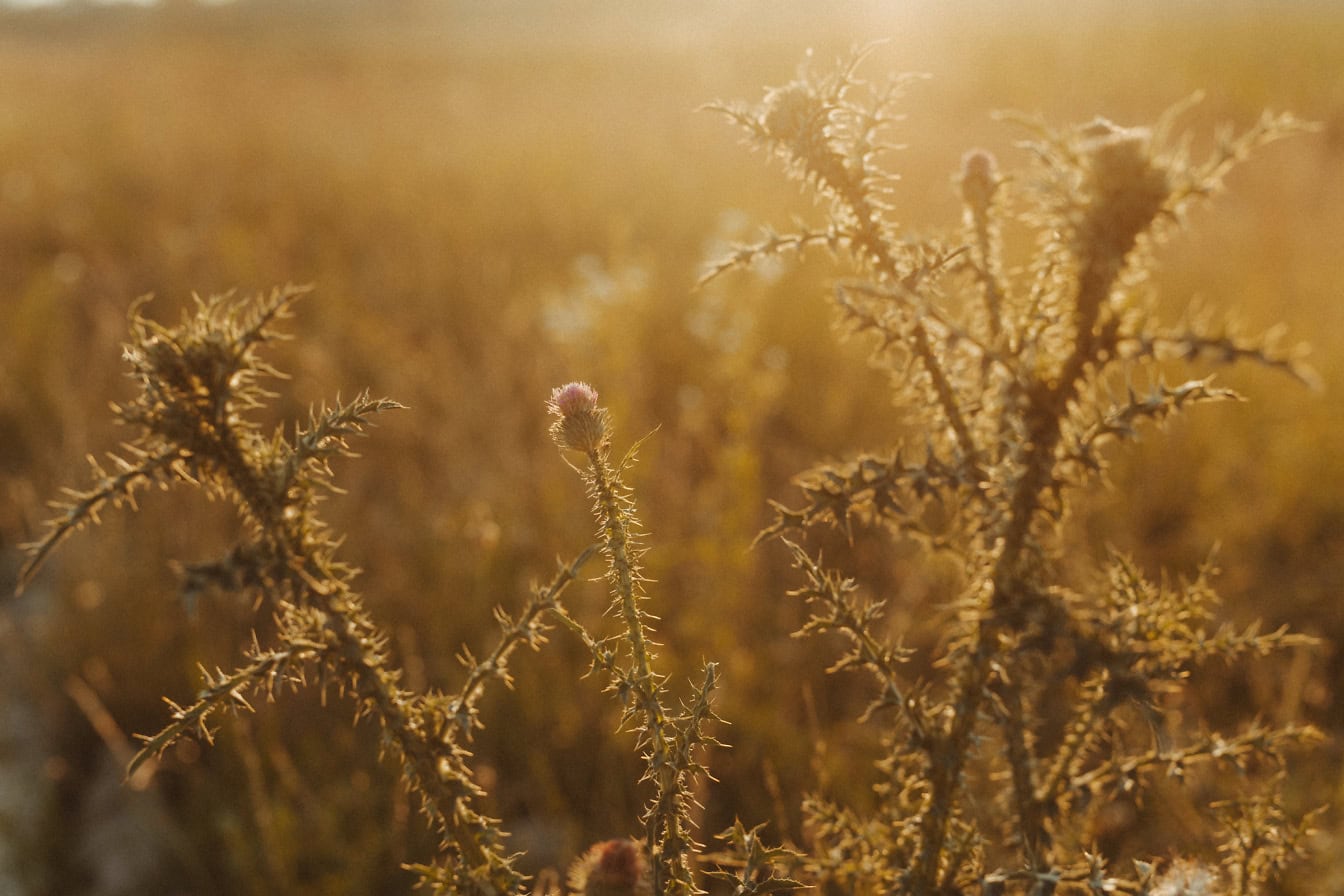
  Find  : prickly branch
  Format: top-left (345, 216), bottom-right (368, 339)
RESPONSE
top-left (16, 288), bottom-right (600, 896)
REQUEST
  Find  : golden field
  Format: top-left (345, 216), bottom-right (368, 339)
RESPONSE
top-left (0, 1), bottom-right (1341, 892)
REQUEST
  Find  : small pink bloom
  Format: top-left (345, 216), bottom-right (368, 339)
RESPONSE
top-left (548, 382), bottom-right (608, 453)
top-left (550, 381), bottom-right (599, 417)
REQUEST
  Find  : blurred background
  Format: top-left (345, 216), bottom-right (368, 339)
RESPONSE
top-left (0, 1), bottom-right (1340, 893)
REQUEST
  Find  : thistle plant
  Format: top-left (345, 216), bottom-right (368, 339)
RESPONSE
top-left (14, 290), bottom-right (729, 894)
top-left (706, 51), bottom-right (1323, 893)
top-left (9, 48), bottom-right (1328, 896)
top-left (547, 382), bottom-right (723, 896)
top-left (14, 287), bottom-right (607, 896)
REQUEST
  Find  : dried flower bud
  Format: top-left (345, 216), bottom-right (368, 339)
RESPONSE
top-left (959, 149), bottom-right (1001, 215)
top-left (549, 381), bottom-right (609, 454)
top-left (567, 839), bottom-right (651, 896)
top-left (759, 79), bottom-right (849, 189)
top-left (761, 81), bottom-right (825, 145)
top-left (1076, 123), bottom-right (1169, 268)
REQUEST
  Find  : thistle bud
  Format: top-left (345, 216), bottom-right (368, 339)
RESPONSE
top-left (761, 81), bottom-right (825, 145)
top-left (567, 839), bottom-right (651, 896)
top-left (959, 149), bottom-right (1001, 216)
top-left (549, 381), bottom-right (609, 454)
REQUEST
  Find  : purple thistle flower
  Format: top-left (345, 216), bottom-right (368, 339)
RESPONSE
top-left (550, 381), bottom-right (599, 418)
top-left (549, 381), bottom-right (608, 453)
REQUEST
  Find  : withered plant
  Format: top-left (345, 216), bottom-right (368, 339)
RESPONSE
top-left (704, 51), bottom-right (1323, 894)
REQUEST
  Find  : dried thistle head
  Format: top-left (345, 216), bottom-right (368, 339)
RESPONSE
top-left (117, 290), bottom-right (294, 456)
top-left (754, 74), bottom-right (853, 196)
top-left (549, 381), bottom-right (609, 454)
top-left (567, 839), bottom-right (652, 896)
top-left (760, 80), bottom-right (830, 152)
top-left (703, 46), bottom-right (922, 222)
top-left (1073, 120), bottom-right (1171, 273)
top-left (959, 148), bottom-right (1002, 218)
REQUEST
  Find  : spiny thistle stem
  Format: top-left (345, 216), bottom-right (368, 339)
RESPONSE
top-left (719, 69), bottom-right (980, 464)
top-left (915, 130), bottom-right (1171, 886)
top-left (998, 126), bottom-right (1170, 587)
top-left (838, 173), bottom-right (980, 465)
top-left (549, 381), bottom-right (708, 896)
top-left (960, 149), bottom-right (1007, 339)
top-left (590, 450), bottom-right (658, 697)
top-left (136, 329), bottom-right (524, 890)
top-left (994, 677), bottom-right (1047, 870)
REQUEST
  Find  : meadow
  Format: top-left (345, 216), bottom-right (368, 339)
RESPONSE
top-left (0, 1), bottom-right (1341, 893)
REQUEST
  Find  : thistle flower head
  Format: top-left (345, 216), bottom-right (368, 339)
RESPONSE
top-left (549, 381), bottom-right (609, 454)
top-left (567, 839), bottom-right (652, 896)
top-left (551, 381), bottom-right (599, 417)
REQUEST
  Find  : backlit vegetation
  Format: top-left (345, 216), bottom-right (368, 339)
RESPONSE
top-left (1, 3), bottom-right (1341, 894)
